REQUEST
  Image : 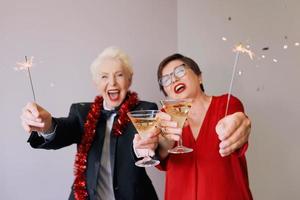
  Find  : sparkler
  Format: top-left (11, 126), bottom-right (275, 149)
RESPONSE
top-left (225, 43), bottom-right (254, 116)
top-left (16, 56), bottom-right (37, 102)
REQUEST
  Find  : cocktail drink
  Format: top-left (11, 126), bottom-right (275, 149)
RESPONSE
top-left (161, 99), bottom-right (193, 154)
top-left (127, 110), bottom-right (160, 167)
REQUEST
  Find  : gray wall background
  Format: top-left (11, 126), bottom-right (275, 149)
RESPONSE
top-left (1, 0), bottom-right (300, 199)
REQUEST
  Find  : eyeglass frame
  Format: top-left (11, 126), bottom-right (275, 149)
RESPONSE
top-left (158, 64), bottom-right (187, 87)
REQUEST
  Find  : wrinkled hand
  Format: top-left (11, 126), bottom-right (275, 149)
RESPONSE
top-left (216, 112), bottom-right (251, 157)
top-left (133, 126), bottom-right (160, 158)
top-left (21, 102), bottom-right (53, 133)
top-left (156, 111), bottom-right (182, 142)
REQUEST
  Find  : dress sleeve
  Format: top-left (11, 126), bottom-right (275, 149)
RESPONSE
top-left (234, 142), bottom-right (248, 157)
top-left (226, 94), bottom-right (244, 114)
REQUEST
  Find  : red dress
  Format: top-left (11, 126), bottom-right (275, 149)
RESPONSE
top-left (159, 95), bottom-right (253, 200)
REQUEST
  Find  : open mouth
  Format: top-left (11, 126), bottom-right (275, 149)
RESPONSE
top-left (174, 83), bottom-right (186, 94)
top-left (107, 89), bottom-right (120, 101)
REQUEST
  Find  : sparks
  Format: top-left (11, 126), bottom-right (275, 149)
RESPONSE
top-left (222, 37), bottom-right (227, 41)
top-left (233, 43), bottom-right (254, 60)
top-left (15, 56), bottom-right (37, 101)
top-left (15, 56), bottom-right (34, 71)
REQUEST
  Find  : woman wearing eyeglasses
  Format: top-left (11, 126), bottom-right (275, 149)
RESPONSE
top-left (135, 53), bottom-right (253, 200)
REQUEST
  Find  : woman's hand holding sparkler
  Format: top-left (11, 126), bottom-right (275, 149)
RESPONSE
top-left (216, 112), bottom-right (251, 157)
top-left (21, 102), bottom-right (53, 133)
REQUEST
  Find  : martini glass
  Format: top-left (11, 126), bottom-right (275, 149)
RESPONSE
top-left (160, 99), bottom-right (193, 154)
top-left (127, 110), bottom-right (160, 167)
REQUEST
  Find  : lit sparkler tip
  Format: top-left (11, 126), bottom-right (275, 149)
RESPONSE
top-left (15, 56), bottom-right (37, 102)
top-left (233, 43), bottom-right (254, 60)
top-left (16, 56), bottom-right (34, 71)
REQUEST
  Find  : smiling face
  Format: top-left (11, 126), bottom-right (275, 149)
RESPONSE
top-left (94, 58), bottom-right (132, 109)
top-left (161, 59), bottom-right (202, 100)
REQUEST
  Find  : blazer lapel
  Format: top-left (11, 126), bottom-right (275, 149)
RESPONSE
top-left (86, 117), bottom-right (106, 195)
top-left (109, 116), bottom-right (119, 178)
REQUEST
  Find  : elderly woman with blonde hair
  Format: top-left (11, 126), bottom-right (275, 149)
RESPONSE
top-left (21, 46), bottom-right (159, 200)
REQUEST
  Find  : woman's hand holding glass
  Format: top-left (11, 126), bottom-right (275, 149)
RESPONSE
top-left (133, 127), bottom-right (160, 159)
top-left (160, 99), bottom-right (193, 153)
top-left (129, 110), bottom-right (161, 167)
top-left (132, 111), bottom-right (184, 162)
top-left (157, 112), bottom-right (182, 141)
top-left (155, 112), bottom-right (186, 158)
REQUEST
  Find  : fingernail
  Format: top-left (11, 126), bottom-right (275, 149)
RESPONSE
top-left (219, 149), bottom-right (225, 157)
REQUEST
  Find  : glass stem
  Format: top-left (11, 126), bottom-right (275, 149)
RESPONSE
top-left (177, 137), bottom-right (183, 147)
top-left (144, 156), bottom-right (152, 161)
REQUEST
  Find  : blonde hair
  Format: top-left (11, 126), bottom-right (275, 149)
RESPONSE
top-left (90, 46), bottom-right (133, 82)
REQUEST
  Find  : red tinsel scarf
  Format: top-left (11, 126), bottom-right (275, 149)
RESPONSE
top-left (73, 91), bottom-right (138, 200)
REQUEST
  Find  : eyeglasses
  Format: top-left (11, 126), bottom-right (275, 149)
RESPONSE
top-left (159, 64), bottom-right (186, 87)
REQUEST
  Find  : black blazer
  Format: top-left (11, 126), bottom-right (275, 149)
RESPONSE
top-left (28, 100), bottom-right (159, 200)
